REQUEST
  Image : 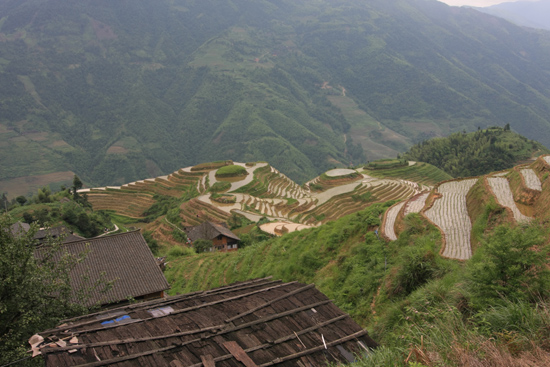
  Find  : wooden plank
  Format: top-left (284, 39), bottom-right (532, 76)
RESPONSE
top-left (258, 330), bottom-right (369, 367)
top-left (57, 281), bottom-right (294, 337)
top-left (69, 299), bottom-right (333, 367)
top-left (200, 354), bottom-right (216, 367)
top-left (187, 314), bottom-right (349, 367)
top-left (225, 284), bottom-right (315, 323)
top-left (54, 277), bottom-right (275, 328)
top-left (223, 341), bottom-right (258, 367)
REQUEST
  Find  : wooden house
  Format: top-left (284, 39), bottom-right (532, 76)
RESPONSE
top-left (9, 222), bottom-right (84, 244)
top-left (186, 221), bottom-right (240, 252)
top-left (33, 277), bottom-right (377, 366)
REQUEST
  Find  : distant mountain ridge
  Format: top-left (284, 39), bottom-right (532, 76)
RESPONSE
top-left (2, 0), bottom-right (550, 196)
top-left (472, 0), bottom-right (550, 31)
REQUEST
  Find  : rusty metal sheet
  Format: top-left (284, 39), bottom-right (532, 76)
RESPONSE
top-left (223, 341), bottom-right (258, 367)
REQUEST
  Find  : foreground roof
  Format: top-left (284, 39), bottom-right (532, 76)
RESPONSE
top-left (36, 277), bottom-right (377, 366)
top-left (187, 221), bottom-right (241, 242)
top-left (36, 230), bottom-right (169, 306)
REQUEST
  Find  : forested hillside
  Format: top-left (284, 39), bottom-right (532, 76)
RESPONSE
top-left (2, 0), bottom-right (550, 197)
top-left (403, 127), bottom-right (550, 177)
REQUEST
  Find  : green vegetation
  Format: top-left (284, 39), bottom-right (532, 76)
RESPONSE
top-left (163, 200), bottom-right (550, 366)
top-left (191, 161), bottom-right (232, 172)
top-left (365, 159), bottom-right (408, 170)
top-left (215, 165), bottom-right (248, 178)
top-left (210, 193), bottom-right (237, 204)
top-left (0, 215), bottom-right (108, 366)
top-left (208, 181), bottom-right (231, 192)
top-left (3, 0), bottom-right (550, 194)
top-left (403, 128), bottom-right (550, 178)
top-left (364, 162), bottom-right (452, 186)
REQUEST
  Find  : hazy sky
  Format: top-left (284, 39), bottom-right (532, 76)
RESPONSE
top-left (439, 0), bottom-right (539, 7)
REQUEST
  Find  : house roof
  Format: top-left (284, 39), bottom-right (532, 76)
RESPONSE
top-left (34, 225), bottom-right (85, 244)
top-left (35, 230), bottom-right (170, 307)
top-left (9, 221), bottom-right (30, 236)
top-left (9, 222), bottom-right (85, 244)
top-left (187, 221), bottom-right (241, 242)
top-left (35, 277), bottom-right (377, 366)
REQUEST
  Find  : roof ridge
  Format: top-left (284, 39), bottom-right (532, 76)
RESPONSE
top-left (60, 229), bottom-right (142, 246)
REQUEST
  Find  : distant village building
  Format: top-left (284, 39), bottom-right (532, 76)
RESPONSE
top-left (8, 221), bottom-right (30, 236)
top-left (34, 230), bottom-right (170, 307)
top-left (9, 222), bottom-right (84, 245)
top-left (186, 221), bottom-right (240, 252)
top-left (34, 225), bottom-right (85, 245)
top-left (33, 277), bottom-right (378, 366)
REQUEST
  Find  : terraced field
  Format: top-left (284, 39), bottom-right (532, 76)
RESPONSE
top-left (84, 160), bottom-right (448, 235)
top-left (520, 169), bottom-right (542, 191)
top-left (488, 177), bottom-right (532, 223)
top-left (404, 192), bottom-right (429, 216)
top-left (363, 162), bottom-right (452, 186)
top-left (424, 179), bottom-right (478, 260)
top-left (304, 178), bottom-right (418, 225)
top-left (382, 201), bottom-right (406, 241)
top-left (85, 168), bottom-right (205, 218)
top-left (85, 189), bottom-right (156, 218)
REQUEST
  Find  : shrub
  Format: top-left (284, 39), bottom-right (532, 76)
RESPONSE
top-left (167, 246), bottom-right (195, 260)
top-left (210, 193), bottom-right (236, 204)
top-left (193, 239), bottom-right (213, 253)
top-left (143, 231), bottom-right (159, 254)
top-left (209, 181), bottom-right (231, 192)
top-left (467, 224), bottom-right (550, 308)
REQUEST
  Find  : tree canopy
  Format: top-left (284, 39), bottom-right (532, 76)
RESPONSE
top-left (0, 215), bottom-right (91, 365)
top-left (402, 128), bottom-right (549, 177)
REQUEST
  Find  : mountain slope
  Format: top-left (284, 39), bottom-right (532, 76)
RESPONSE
top-left (2, 0), bottom-right (550, 196)
top-left (473, 0), bottom-right (550, 31)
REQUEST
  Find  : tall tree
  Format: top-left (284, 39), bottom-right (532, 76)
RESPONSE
top-left (0, 215), bottom-right (91, 365)
top-left (72, 175), bottom-right (83, 201)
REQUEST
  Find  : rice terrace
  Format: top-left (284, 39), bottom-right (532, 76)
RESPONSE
top-left (80, 154), bottom-right (550, 261)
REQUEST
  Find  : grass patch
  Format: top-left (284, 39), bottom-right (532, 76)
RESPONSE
top-left (215, 165), bottom-right (248, 178)
top-left (191, 160), bottom-right (233, 171)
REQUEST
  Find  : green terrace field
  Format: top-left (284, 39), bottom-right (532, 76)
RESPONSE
top-left (78, 160), bottom-right (442, 247)
top-left (363, 161), bottom-right (452, 186)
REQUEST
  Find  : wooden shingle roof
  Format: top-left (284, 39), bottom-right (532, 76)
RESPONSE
top-left (36, 230), bottom-right (169, 306)
top-left (187, 221), bottom-right (240, 242)
top-left (34, 225), bottom-right (85, 244)
top-left (36, 278), bottom-right (377, 366)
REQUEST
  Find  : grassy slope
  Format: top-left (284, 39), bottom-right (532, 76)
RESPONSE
top-left (164, 195), bottom-right (550, 366)
top-left (164, 203), bottom-right (392, 325)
